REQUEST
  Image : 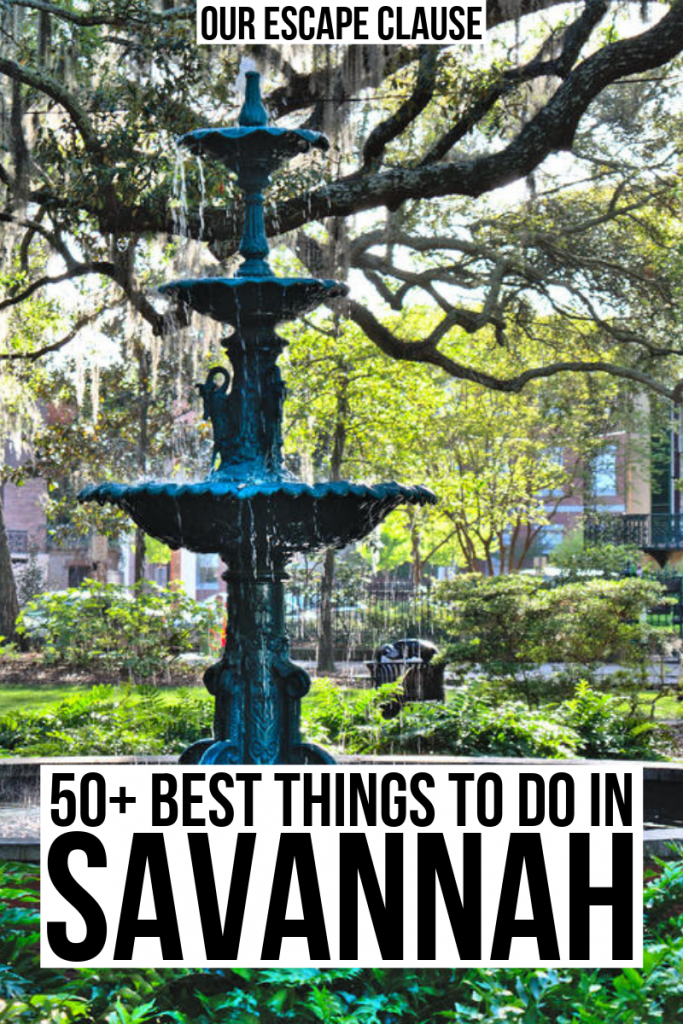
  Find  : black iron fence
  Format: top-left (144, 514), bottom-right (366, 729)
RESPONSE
top-left (286, 580), bottom-right (442, 651)
top-left (286, 570), bottom-right (683, 650)
top-left (644, 573), bottom-right (683, 634)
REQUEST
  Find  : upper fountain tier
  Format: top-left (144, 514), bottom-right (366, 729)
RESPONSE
top-left (160, 70), bottom-right (347, 325)
top-left (176, 121), bottom-right (328, 182)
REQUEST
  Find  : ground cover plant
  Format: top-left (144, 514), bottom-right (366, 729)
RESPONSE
top-left (0, 676), bottom-right (672, 760)
top-left (0, 853), bottom-right (682, 1023)
top-left (0, 686), bottom-right (213, 758)
top-left (7, 678), bottom-right (681, 731)
top-left (303, 679), bottom-right (668, 761)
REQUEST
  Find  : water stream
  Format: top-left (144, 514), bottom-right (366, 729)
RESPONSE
top-left (0, 803), bottom-right (40, 840)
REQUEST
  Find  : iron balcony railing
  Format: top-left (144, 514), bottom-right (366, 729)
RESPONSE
top-left (585, 513), bottom-right (683, 550)
top-left (7, 530), bottom-right (29, 555)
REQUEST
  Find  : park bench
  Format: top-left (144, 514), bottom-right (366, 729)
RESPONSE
top-left (367, 637), bottom-right (445, 718)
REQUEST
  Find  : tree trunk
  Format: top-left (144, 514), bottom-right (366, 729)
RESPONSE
top-left (0, 492), bottom-right (19, 641)
top-left (316, 367), bottom-right (349, 676)
top-left (316, 546), bottom-right (337, 674)
top-left (134, 525), bottom-right (146, 585)
top-left (132, 343), bottom-right (151, 586)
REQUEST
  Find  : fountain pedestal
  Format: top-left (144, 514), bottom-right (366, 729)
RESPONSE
top-left (184, 564), bottom-right (332, 765)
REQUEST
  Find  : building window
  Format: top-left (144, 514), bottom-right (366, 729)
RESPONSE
top-left (547, 446), bottom-right (564, 467)
top-left (146, 563), bottom-right (170, 586)
top-left (592, 445), bottom-right (618, 497)
top-left (537, 523), bottom-right (564, 554)
top-left (196, 553), bottom-right (220, 591)
top-left (68, 565), bottom-right (90, 588)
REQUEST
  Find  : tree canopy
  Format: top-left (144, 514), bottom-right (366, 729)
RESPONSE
top-left (283, 315), bottom-right (623, 578)
top-left (2, 1), bottom-right (683, 399)
top-left (3, 1), bottom-right (683, 633)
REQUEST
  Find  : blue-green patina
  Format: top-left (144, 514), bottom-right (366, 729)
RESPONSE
top-left (79, 72), bottom-right (436, 765)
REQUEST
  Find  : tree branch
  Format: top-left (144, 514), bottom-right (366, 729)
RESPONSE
top-left (0, 257), bottom-right (183, 337)
top-left (257, 3), bottom-right (683, 240)
top-left (342, 297), bottom-right (678, 400)
top-left (9, 0), bottom-right (193, 27)
top-left (359, 47), bottom-right (438, 174)
top-left (0, 309), bottom-right (103, 361)
top-left (0, 57), bottom-right (101, 156)
top-left (0, 262), bottom-right (116, 311)
top-left (420, 0), bottom-right (610, 165)
top-left (266, 46), bottom-right (420, 120)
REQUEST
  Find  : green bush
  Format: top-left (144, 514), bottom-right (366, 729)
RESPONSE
top-left (301, 678), bottom-right (663, 760)
top-left (558, 679), bottom-right (658, 759)
top-left (549, 537), bottom-right (641, 576)
top-left (0, 686), bottom-right (213, 757)
top-left (1, 856), bottom-right (683, 1023)
top-left (16, 581), bottom-right (222, 684)
top-left (435, 573), bottom-right (666, 677)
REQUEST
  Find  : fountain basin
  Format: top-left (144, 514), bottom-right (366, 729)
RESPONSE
top-left (0, 803), bottom-right (39, 840)
top-left (178, 126), bottom-right (329, 177)
top-left (79, 479), bottom-right (437, 560)
top-left (160, 276), bottom-right (349, 325)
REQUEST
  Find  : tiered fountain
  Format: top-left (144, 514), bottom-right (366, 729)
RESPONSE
top-left (79, 72), bottom-right (436, 765)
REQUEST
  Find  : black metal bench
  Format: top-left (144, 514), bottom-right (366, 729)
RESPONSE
top-left (367, 638), bottom-right (445, 718)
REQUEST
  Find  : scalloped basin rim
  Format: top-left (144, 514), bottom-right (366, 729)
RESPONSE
top-left (79, 480), bottom-right (437, 503)
top-left (159, 276), bottom-right (348, 294)
top-left (158, 276), bottom-right (350, 324)
top-left (178, 126), bottom-right (329, 152)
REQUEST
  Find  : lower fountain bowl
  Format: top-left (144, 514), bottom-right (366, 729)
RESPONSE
top-left (78, 478), bottom-right (437, 564)
top-left (159, 276), bottom-right (349, 326)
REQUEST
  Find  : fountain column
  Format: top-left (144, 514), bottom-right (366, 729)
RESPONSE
top-left (184, 559), bottom-right (329, 765)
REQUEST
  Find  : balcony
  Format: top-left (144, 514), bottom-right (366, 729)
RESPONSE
top-left (585, 513), bottom-right (683, 561)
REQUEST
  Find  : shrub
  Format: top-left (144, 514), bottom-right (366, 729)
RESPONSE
top-left (559, 680), bottom-right (660, 759)
top-left (15, 547), bottom-right (46, 608)
top-left (302, 678), bottom-right (404, 751)
top-left (435, 573), bottom-right (666, 676)
top-left (549, 537), bottom-right (641, 576)
top-left (301, 678), bottom-right (664, 761)
top-left (0, 686), bottom-right (213, 757)
top-left (1, 857), bottom-right (683, 1024)
top-left (16, 581), bottom-right (222, 684)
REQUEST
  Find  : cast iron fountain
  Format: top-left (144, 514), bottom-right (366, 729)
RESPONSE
top-left (79, 72), bottom-right (436, 765)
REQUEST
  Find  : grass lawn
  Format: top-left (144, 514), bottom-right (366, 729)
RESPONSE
top-left (0, 684), bottom-right (89, 714)
top-left (0, 682), bottom-right (199, 716)
top-left (628, 690), bottom-right (683, 720)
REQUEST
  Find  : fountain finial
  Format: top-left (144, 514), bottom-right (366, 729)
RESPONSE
top-left (238, 71), bottom-right (268, 128)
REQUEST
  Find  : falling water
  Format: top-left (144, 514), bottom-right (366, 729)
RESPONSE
top-left (90, 360), bottom-right (100, 424)
top-left (150, 332), bottom-right (161, 395)
top-left (196, 156), bottom-right (206, 242)
top-left (235, 55), bottom-right (258, 103)
top-left (172, 147), bottom-right (188, 241)
top-left (74, 347), bottom-right (86, 409)
top-left (171, 146), bottom-right (194, 279)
